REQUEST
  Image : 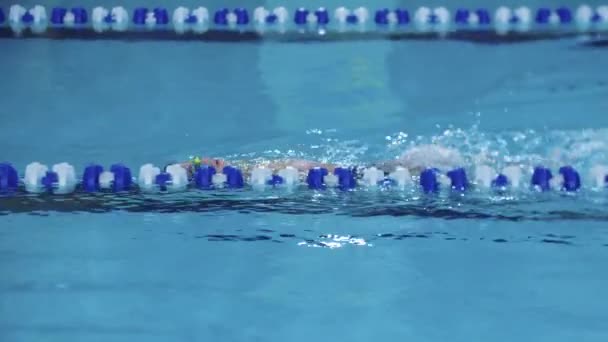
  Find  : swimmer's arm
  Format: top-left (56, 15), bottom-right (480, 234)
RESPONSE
top-left (180, 158), bottom-right (335, 173)
top-left (181, 157), bottom-right (406, 174)
top-left (370, 159), bottom-right (400, 174)
top-left (265, 159), bottom-right (336, 172)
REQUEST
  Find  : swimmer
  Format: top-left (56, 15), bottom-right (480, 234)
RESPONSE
top-left (176, 145), bottom-right (464, 179)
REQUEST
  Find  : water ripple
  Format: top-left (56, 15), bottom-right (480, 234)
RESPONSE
top-left (1, 190), bottom-right (608, 221)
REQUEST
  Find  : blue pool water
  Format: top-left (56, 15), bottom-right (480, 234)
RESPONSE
top-left (2, 0), bottom-right (608, 341)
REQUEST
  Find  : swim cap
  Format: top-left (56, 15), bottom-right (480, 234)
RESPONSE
top-left (191, 156), bottom-right (202, 169)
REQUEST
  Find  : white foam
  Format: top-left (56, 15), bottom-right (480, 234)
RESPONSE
top-left (52, 163), bottom-right (77, 194)
top-left (24, 162), bottom-right (48, 193)
top-left (389, 166), bottom-right (412, 188)
top-left (474, 165), bottom-right (496, 188)
top-left (400, 145), bottom-right (464, 172)
top-left (589, 165), bottom-right (608, 188)
top-left (362, 167), bottom-right (384, 186)
top-left (502, 166), bottom-right (522, 187)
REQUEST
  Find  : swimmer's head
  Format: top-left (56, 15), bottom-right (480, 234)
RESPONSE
top-left (190, 156), bottom-right (202, 169)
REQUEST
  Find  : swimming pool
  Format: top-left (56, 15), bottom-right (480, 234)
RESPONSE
top-left (1, 0), bottom-right (608, 341)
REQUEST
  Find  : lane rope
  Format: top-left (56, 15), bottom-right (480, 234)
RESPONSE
top-left (0, 161), bottom-right (605, 195)
top-left (1, 4), bottom-right (607, 38)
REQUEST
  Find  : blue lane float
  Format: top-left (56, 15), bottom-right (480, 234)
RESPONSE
top-left (214, 9), bottom-right (229, 25)
top-left (41, 170), bottom-right (59, 191)
top-left (455, 9), bottom-right (491, 25)
top-left (155, 172), bottom-right (171, 191)
top-left (535, 7), bottom-right (572, 24)
top-left (133, 8), bottom-right (147, 25)
top-left (82, 164), bottom-right (103, 192)
top-left (334, 167), bottom-right (357, 190)
top-left (214, 8), bottom-right (249, 26)
top-left (234, 8), bottom-right (249, 25)
top-left (81, 163), bottom-right (132, 192)
top-left (531, 166), bottom-right (552, 191)
top-left (0, 163), bottom-right (19, 192)
top-left (3, 4), bottom-right (608, 39)
top-left (374, 9), bottom-right (410, 25)
top-left (223, 166), bottom-right (244, 188)
top-left (294, 7), bottom-right (329, 26)
top-left (194, 165), bottom-right (216, 189)
top-left (447, 167), bottom-right (468, 191)
top-left (307, 167), bottom-right (328, 189)
top-left (294, 8), bottom-right (308, 25)
top-left (420, 168), bottom-right (439, 194)
top-left (559, 166), bottom-right (581, 191)
top-left (133, 7), bottom-right (169, 26)
top-left (316, 8), bottom-right (330, 25)
top-left (154, 8), bottom-right (169, 24)
top-left (268, 174), bottom-right (284, 186)
top-left (492, 174), bottom-right (509, 189)
top-left (50, 8), bottom-right (67, 24)
top-left (22, 12), bottom-right (34, 24)
top-left (110, 164), bottom-right (133, 192)
top-left (5, 161), bottom-right (608, 195)
top-left (73, 7), bottom-right (88, 24)
top-left (50, 7), bottom-right (88, 25)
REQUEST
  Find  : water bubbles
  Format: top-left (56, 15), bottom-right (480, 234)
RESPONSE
top-left (298, 234), bottom-right (371, 248)
top-left (306, 128), bottom-right (323, 135)
top-left (512, 132), bottom-right (526, 142)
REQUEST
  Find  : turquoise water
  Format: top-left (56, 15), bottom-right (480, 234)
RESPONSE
top-left (2, 0), bottom-right (608, 341)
